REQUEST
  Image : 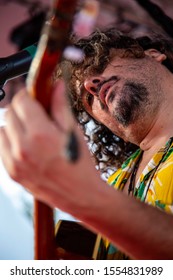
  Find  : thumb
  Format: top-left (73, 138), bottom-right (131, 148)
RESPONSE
top-left (51, 79), bottom-right (74, 132)
top-left (51, 79), bottom-right (81, 162)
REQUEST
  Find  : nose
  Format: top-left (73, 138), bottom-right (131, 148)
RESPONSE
top-left (84, 77), bottom-right (102, 96)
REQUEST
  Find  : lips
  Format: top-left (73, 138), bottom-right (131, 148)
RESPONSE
top-left (99, 80), bottom-right (116, 106)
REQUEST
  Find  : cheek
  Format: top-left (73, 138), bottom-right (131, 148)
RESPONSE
top-left (89, 100), bottom-right (107, 123)
top-left (85, 98), bottom-right (122, 135)
top-left (91, 103), bottom-right (124, 136)
top-left (91, 102), bottom-right (115, 130)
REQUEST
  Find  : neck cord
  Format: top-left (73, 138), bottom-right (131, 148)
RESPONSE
top-left (128, 151), bottom-right (143, 196)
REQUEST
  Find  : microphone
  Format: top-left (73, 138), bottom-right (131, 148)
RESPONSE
top-left (0, 43), bottom-right (37, 87)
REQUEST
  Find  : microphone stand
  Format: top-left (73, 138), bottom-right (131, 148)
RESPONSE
top-left (0, 84), bottom-right (5, 102)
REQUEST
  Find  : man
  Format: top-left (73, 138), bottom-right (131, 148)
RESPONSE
top-left (0, 28), bottom-right (173, 259)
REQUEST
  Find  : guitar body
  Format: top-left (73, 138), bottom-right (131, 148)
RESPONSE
top-left (55, 220), bottom-right (106, 260)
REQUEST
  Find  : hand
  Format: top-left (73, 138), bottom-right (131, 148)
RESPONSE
top-left (0, 80), bottom-right (104, 217)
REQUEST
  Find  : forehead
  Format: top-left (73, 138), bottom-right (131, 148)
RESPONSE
top-left (105, 55), bottom-right (145, 72)
top-left (72, 48), bottom-right (145, 93)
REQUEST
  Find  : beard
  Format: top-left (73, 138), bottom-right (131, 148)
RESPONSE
top-left (113, 81), bottom-right (150, 127)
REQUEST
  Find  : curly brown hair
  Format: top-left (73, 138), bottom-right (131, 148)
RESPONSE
top-left (54, 27), bottom-right (173, 177)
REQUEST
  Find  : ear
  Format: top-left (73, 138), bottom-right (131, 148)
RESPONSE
top-left (144, 49), bottom-right (167, 63)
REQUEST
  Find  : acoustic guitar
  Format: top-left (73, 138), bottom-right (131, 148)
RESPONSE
top-left (55, 220), bottom-right (106, 260)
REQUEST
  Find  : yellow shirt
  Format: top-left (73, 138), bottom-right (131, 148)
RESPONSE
top-left (106, 137), bottom-right (173, 259)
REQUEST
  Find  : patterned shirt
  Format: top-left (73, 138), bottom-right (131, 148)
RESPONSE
top-left (105, 137), bottom-right (173, 259)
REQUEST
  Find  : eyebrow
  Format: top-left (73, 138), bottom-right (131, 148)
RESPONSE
top-left (109, 62), bottom-right (141, 71)
top-left (109, 63), bottom-right (123, 68)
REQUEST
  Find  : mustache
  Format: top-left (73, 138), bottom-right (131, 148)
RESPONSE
top-left (96, 76), bottom-right (120, 95)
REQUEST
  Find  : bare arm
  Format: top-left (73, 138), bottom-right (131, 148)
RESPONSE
top-left (0, 80), bottom-right (173, 260)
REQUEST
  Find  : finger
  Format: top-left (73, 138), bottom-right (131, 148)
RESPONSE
top-left (12, 89), bottom-right (70, 162)
top-left (0, 125), bottom-right (41, 186)
top-left (11, 90), bottom-right (53, 134)
top-left (0, 126), bottom-right (11, 154)
top-left (0, 126), bottom-right (14, 176)
top-left (4, 105), bottom-right (25, 140)
top-left (51, 79), bottom-right (75, 133)
top-left (51, 79), bottom-right (80, 161)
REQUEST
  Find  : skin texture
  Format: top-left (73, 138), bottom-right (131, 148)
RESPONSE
top-left (0, 49), bottom-right (173, 259)
top-left (82, 52), bottom-right (165, 144)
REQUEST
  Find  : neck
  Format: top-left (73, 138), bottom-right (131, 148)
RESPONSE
top-left (139, 104), bottom-right (173, 153)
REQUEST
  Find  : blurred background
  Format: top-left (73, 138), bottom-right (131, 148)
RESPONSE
top-left (0, 0), bottom-right (49, 260)
top-left (0, 0), bottom-right (173, 260)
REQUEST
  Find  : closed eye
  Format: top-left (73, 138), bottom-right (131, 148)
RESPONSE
top-left (85, 92), bottom-right (94, 107)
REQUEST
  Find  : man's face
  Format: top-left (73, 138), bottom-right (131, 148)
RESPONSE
top-left (80, 53), bottom-right (162, 143)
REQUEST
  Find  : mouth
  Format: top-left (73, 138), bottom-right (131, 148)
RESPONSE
top-left (99, 80), bottom-right (116, 106)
